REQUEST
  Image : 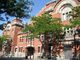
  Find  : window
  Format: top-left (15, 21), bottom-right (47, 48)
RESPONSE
top-left (71, 30), bottom-right (73, 35)
top-left (67, 28), bottom-right (69, 30)
top-left (5, 26), bottom-right (11, 30)
top-left (7, 26), bottom-right (10, 28)
top-left (21, 47), bottom-right (23, 52)
top-left (71, 30), bottom-right (73, 33)
top-left (69, 11), bottom-right (71, 13)
top-left (63, 13), bottom-right (65, 15)
top-left (20, 37), bottom-right (22, 42)
top-left (26, 38), bottom-right (27, 42)
top-left (19, 47), bottom-right (23, 52)
top-left (27, 39), bottom-right (30, 44)
top-left (67, 31), bottom-right (69, 33)
top-left (15, 48), bottom-right (17, 52)
top-left (64, 31), bottom-right (66, 35)
top-left (20, 37), bottom-right (24, 42)
top-left (21, 38), bottom-right (23, 42)
top-left (66, 12), bottom-right (68, 14)
top-left (64, 28), bottom-right (66, 31)
top-left (38, 46), bottom-right (40, 53)
top-left (19, 47), bottom-right (20, 52)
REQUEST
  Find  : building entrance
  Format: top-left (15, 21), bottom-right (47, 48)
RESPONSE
top-left (27, 46), bottom-right (35, 56)
top-left (25, 46), bottom-right (35, 59)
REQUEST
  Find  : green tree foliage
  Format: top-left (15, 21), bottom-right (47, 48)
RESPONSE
top-left (0, 36), bottom-right (6, 51)
top-left (0, 0), bottom-right (33, 30)
top-left (23, 13), bottom-right (63, 39)
top-left (0, 0), bottom-right (33, 18)
top-left (32, 13), bottom-right (62, 34)
top-left (23, 13), bottom-right (63, 57)
top-left (70, 6), bottom-right (80, 26)
top-left (70, 6), bottom-right (80, 36)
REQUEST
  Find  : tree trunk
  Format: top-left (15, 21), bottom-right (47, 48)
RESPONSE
top-left (0, 41), bottom-right (2, 51)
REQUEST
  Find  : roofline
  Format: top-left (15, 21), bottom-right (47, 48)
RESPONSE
top-left (46, 0), bottom-right (56, 6)
top-left (18, 32), bottom-right (28, 35)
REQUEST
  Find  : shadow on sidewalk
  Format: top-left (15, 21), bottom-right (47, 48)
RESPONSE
top-left (0, 57), bottom-right (25, 60)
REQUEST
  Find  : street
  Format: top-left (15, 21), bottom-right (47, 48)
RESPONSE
top-left (0, 58), bottom-right (26, 60)
top-left (0, 57), bottom-right (71, 60)
top-left (0, 45), bottom-right (76, 60)
top-left (0, 58), bottom-right (49, 60)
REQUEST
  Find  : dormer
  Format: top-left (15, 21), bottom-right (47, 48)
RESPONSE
top-left (11, 18), bottom-right (24, 28)
top-left (4, 21), bottom-right (11, 31)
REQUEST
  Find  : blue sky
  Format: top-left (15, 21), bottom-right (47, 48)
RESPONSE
top-left (0, 0), bottom-right (54, 35)
top-left (0, 0), bottom-right (50, 35)
top-left (31, 0), bottom-right (49, 16)
top-left (23, 0), bottom-right (50, 23)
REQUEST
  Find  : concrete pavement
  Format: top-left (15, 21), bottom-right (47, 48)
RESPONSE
top-left (0, 51), bottom-right (4, 57)
top-left (0, 51), bottom-right (72, 60)
top-left (0, 58), bottom-right (25, 60)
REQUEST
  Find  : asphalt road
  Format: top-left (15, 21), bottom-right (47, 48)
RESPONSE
top-left (0, 58), bottom-right (47, 60)
top-left (0, 58), bottom-right (26, 60)
top-left (0, 46), bottom-right (73, 60)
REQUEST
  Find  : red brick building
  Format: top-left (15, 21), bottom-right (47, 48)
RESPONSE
top-left (37, 0), bottom-right (80, 44)
top-left (14, 32), bottom-right (42, 57)
top-left (3, 19), bottom-right (42, 57)
top-left (3, 19), bottom-right (24, 55)
top-left (37, 0), bottom-right (80, 58)
top-left (3, 0), bottom-right (80, 57)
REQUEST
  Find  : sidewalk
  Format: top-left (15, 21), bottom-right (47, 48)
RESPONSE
top-left (33, 53), bottom-right (70, 60)
top-left (0, 51), bottom-right (4, 57)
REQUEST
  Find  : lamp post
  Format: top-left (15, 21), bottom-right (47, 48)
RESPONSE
top-left (73, 30), bottom-right (77, 57)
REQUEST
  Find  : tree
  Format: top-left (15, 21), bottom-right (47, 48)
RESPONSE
top-left (0, 0), bottom-right (33, 19)
top-left (70, 6), bottom-right (80, 36)
top-left (23, 13), bottom-right (63, 58)
top-left (69, 6), bottom-right (80, 57)
top-left (0, 36), bottom-right (6, 51)
top-left (0, 0), bottom-right (33, 30)
top-left (70, 6), bottom-right (80, 26)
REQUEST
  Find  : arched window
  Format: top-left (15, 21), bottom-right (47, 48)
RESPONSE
top-left (59, 4), bottom-right (73, 21)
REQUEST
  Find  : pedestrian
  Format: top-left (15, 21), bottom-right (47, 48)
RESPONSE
top-left (25, 55), bottom-right (28, 59)
top-left (25, 49), bottom-right (28, 59)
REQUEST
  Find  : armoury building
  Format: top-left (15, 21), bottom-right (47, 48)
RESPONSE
top-left (37, 0), bottom-right (80, 44)
top-left (3, 19), bottom-right (42, 57)
top-left (3, 0), bottom-right (80, 58)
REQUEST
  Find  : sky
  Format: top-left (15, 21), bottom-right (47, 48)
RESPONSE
top-left (31, 0), bottom-right (49, 16)
top-left (0, 0), bottom-right (50, 35)
top-left (23, 0), bottom-right (50, 23)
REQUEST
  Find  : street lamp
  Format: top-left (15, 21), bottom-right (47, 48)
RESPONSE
top-left (73, 30), bottom-right (78, 57)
